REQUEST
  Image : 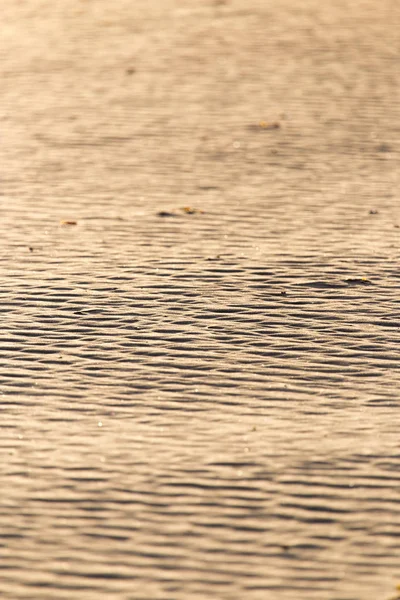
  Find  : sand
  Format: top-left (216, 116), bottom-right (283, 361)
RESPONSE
top-left (0, 0), bottom-right (399, 598)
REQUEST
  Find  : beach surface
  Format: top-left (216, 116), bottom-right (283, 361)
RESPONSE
top-left (1, 0), bottom-right (399, 598)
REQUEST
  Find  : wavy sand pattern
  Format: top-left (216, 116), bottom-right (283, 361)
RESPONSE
top-left (1, 0), bottom-right (399, 598)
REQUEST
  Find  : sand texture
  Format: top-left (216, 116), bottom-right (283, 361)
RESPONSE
top-left (1, 0), bottom-right (400, 598)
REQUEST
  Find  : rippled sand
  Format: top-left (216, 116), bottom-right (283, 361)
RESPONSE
top-left (1, 0), bottom-right (399, 598)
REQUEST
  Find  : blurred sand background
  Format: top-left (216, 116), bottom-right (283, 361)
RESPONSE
top-left (0, 0), bottom-right (399, 598)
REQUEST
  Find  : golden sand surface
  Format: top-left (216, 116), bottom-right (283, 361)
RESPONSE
top-left (0, 1), bottom-right (399, 598)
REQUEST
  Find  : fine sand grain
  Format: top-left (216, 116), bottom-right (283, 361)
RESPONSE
top-left (0, 1), bottom-right (399, 599)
